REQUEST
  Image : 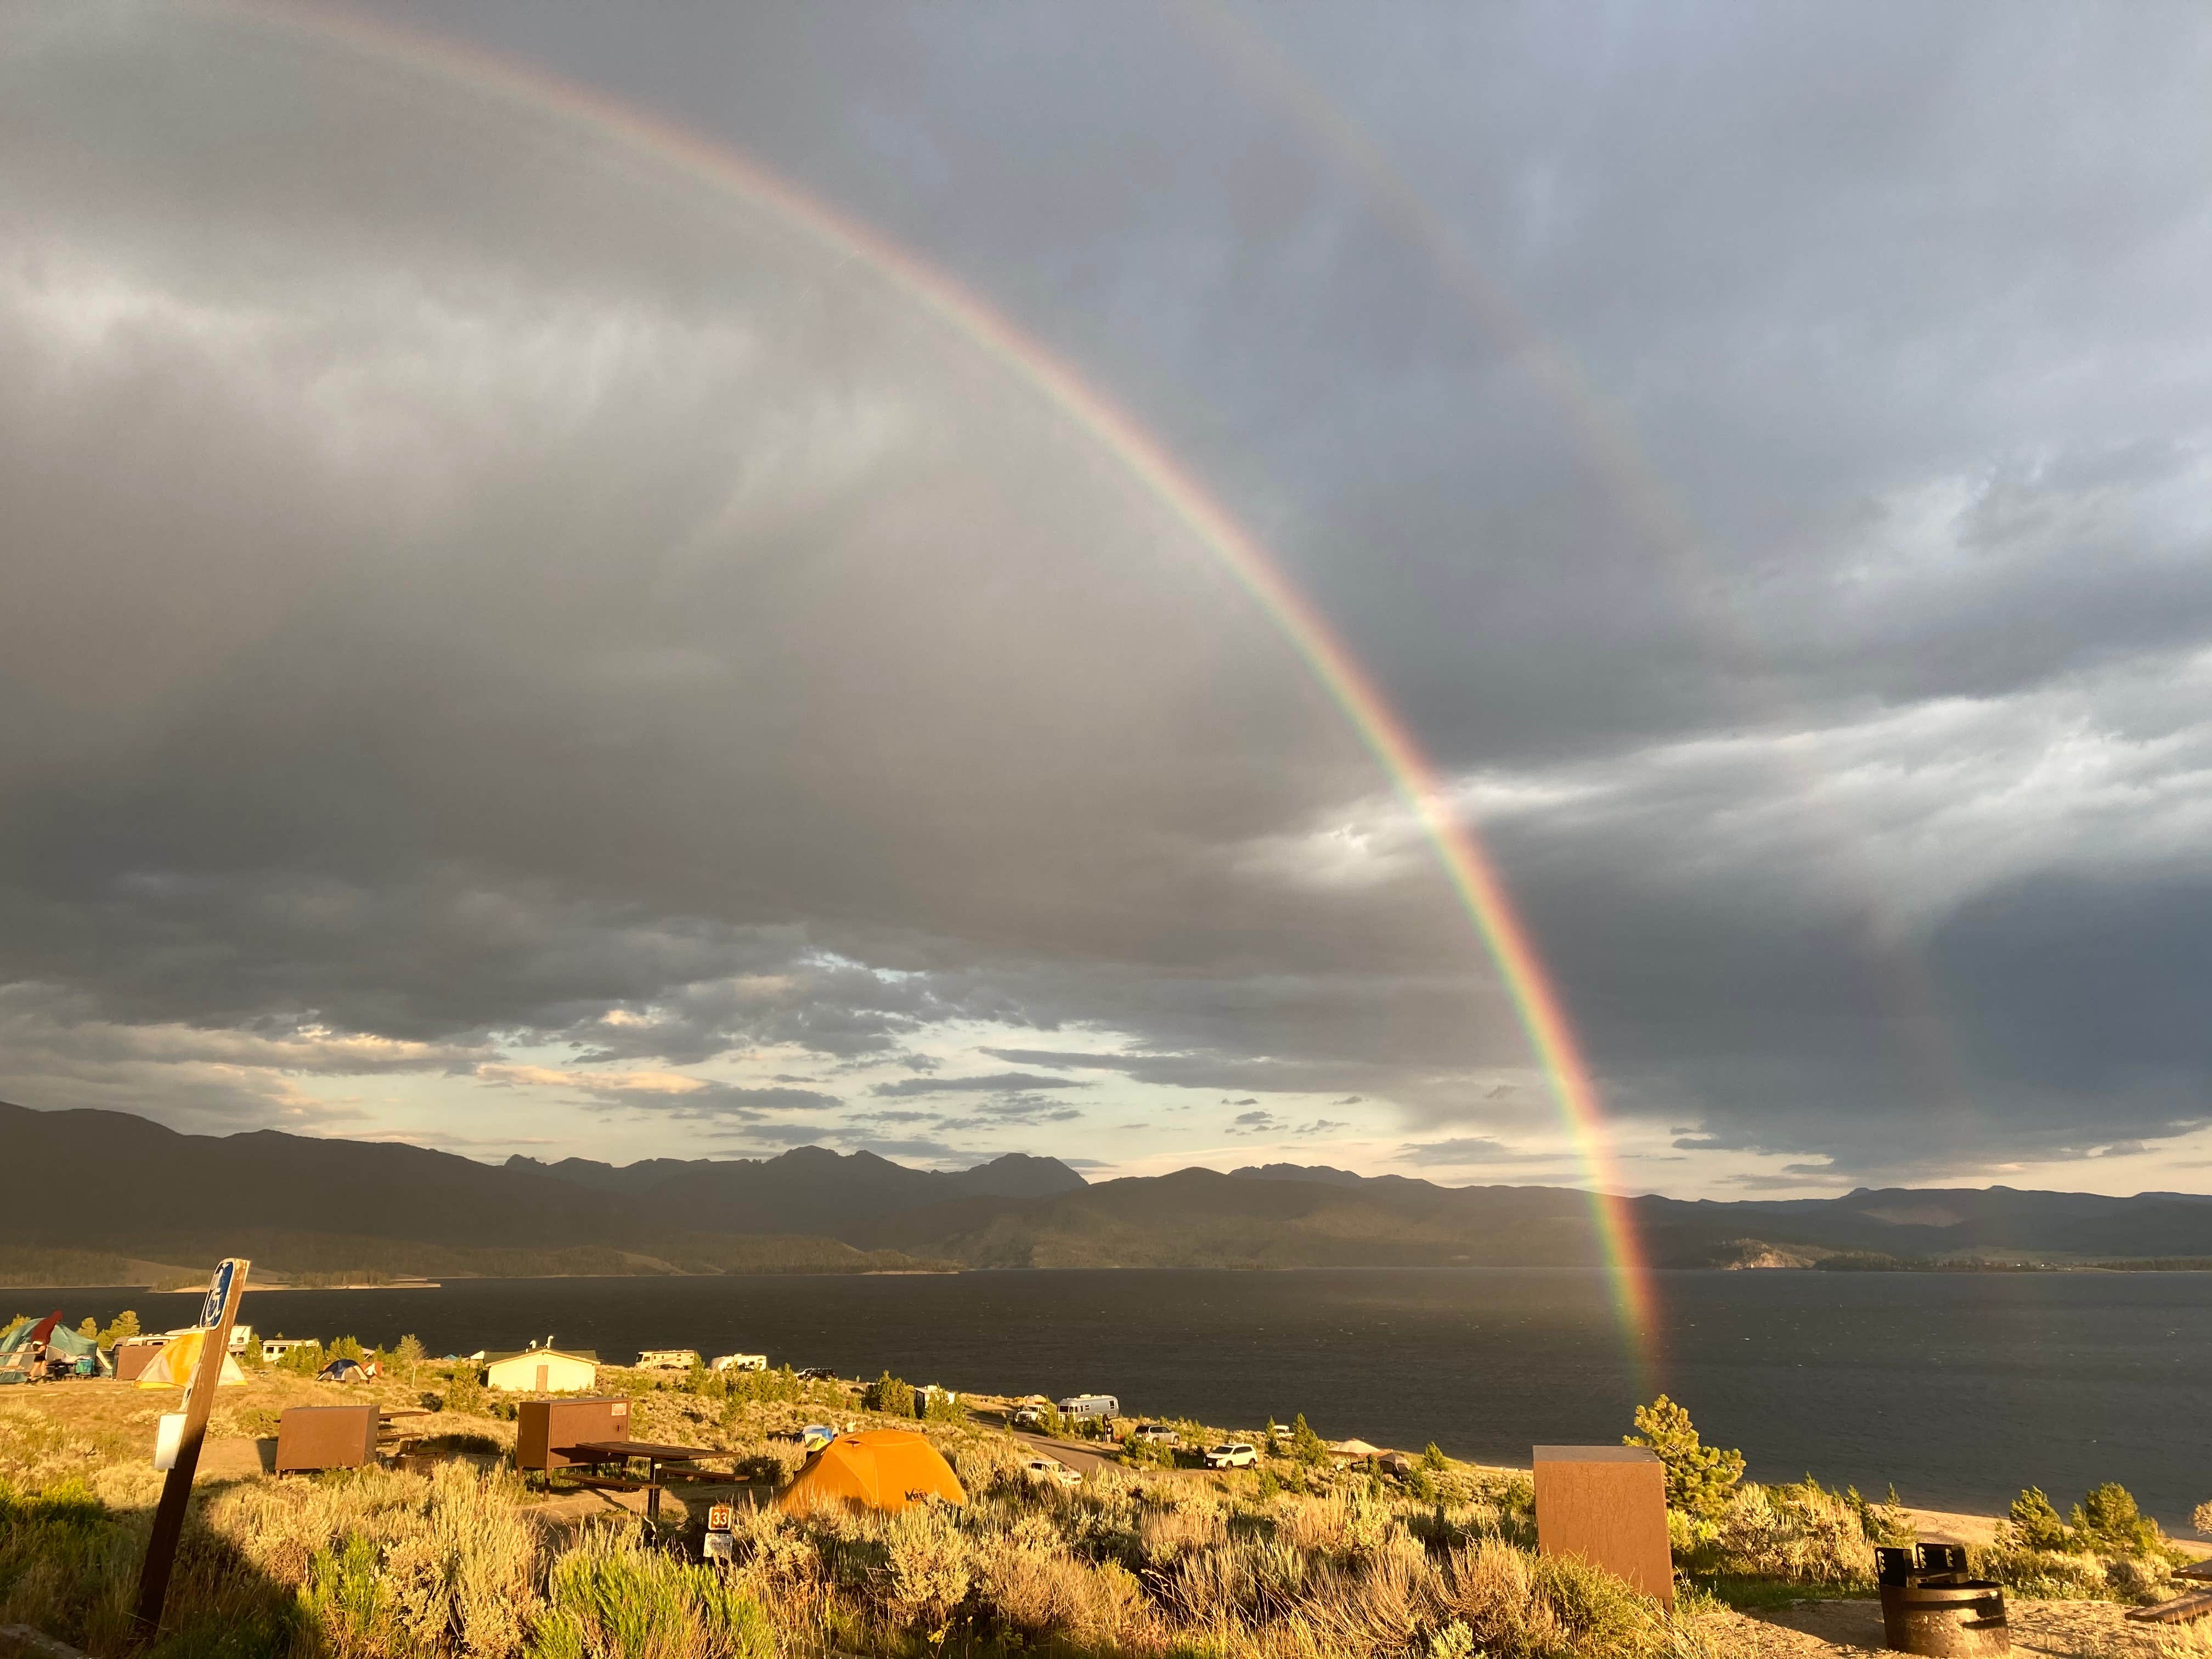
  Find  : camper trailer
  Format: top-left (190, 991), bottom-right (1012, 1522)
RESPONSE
top-left (1056, 1393), bottom-right (1119, 1420)
top-left (712, 1353), bottom-right (768, 1374)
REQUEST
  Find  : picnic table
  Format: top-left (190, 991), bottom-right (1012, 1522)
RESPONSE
top-left (563, 1439), bottom-right (729, 1527)
top-left (377, 1407), bottom-right (433, 1457)
top-left (2126, 1559), bottom-right (2212, 1626)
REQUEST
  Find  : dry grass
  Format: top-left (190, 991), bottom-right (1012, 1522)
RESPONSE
top-left (0, 1368), bottom-right (1749, 1659)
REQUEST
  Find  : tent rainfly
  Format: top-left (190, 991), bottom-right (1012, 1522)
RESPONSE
top-left (777, 1429), bottom-right (966, 1515)
top-left (1329, 1438), bottom-right (1383, 1460)
top-left (0, 1313), bottom-right (111, 1377)
top-left (317, 1357), bottom-right (371, 1383)
top-left (134, 1330), bottom-right (247, 1389)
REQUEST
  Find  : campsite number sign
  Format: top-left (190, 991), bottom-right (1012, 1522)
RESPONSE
top-left (136, 1256), bottom-right (250, 1637)
top-left (198, 1259), bottom-right (238, 1332)
top-left (708, 1504), bottom-right (734, 1532)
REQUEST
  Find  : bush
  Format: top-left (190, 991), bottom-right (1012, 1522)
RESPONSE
top-left (1289, 1413), bottom-right (1330, 1467)
top-left (1626, 1395), bottom-right (1744, 1519)
top-left (533, 1526), bottom-right (772, 1659)
top-left (2196, 1499), bottom-right (2212, 1539)
top-left (862, 1371), bottom-right (916, 1418)
top-left (2075, 1482), bottom-right (2167, 1558)
top-left (2008, 1486), bottom-right (2074, 1552)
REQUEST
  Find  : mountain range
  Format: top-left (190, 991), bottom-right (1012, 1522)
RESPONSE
top-left (5, 1099), bottom-right (2209, 1286)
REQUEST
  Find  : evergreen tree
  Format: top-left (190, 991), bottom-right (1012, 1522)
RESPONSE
top-left (1625, 1395), bottom-right (1745, 1517)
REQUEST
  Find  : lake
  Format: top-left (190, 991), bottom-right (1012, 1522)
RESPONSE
top-left (27, 1267), bottom-right (2210, 1527)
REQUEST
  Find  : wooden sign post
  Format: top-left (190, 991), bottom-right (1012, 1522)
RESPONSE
top-left (134, 1256), bottom-right (250, 1636)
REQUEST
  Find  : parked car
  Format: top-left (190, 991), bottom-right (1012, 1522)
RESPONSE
top-left (1131, 1423), bottom-right (1178, 1443)
top-left (1023, 1455), bottom-right (1082, 1488)
top-left (1011, 1406), bottom-right (1046, 1428)
top-left (1205, 1442), bottom-right (1259, 1469)
top-left (795, 1367), bottom-right (838, 1381)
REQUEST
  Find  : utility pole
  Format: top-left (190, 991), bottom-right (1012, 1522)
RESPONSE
top-left (134, 1256), bottom-right (250, 1636)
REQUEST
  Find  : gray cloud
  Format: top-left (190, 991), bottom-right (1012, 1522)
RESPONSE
top-left (2, 2), bottom-right (2209, 1189)
top-left (869, 1073), bottom-right (1093, 1098)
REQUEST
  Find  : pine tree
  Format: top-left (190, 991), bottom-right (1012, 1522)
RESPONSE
top-left (1626, 1395), bottom-right (1745, 1517)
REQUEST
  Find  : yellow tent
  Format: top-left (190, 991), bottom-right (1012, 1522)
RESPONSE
top-left (776, 1429), bottom-right (966, 1515)
top-left (133, 1330), bottom-right (247, 1389)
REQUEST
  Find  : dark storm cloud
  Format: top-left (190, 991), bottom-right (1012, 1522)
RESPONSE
top-left (4, 2), bottom-right (2211, 1185)
top-left (868, 1073), bottom-right (1092, 1098)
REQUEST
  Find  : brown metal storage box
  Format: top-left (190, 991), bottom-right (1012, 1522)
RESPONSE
top-left (516, 1396), bottom-right (632, 1471)
top-left (1533, 1444), bottom-right (1674, 1608)
top-left (276, 1404), bottom-right (380, 1472)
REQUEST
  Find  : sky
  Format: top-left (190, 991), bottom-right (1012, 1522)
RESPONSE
top-left (3, 1), bottom-right (2211, 1198)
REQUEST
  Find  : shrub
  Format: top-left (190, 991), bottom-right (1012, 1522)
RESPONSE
top-left (1706, 1478), bottom-right (1877, 1589)
top-left (1626, 1395), bottom-right (1744, 1519)
top-left (878, 1503), bottom-right (971, 1638)
top-left (1290, 1413), bottom-right (1330, 1467)
top-left (2007, 1486), bottom-right (2074, 1552)
top-left (863, 1371), bottom-right (916, 1418)
top-left (532, 1526), bottom-right (772, 1659)
top-left (95, 1308), bottom-right (140, 1350)
top-left (2075, 1482), bottom-right (2168, 1558)
top-left (2196, 1499), bottom-right (2212, 1539)
top-left (1423, 1442), bottom-right (1449, 1472)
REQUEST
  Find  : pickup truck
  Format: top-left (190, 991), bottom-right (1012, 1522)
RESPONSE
top-left (1204, 1442), bottom-right (1259, 1469)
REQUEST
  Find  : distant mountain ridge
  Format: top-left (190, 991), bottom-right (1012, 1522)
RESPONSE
top-left (507, 1145), bottom-right (1086, 1233)
top-left (4, 1102), bottom-right (2208, 1282)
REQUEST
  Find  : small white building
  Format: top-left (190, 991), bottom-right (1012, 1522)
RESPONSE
top-left (634, 1347), bottom-right (702, 1373)
top-left (483, 1347), bottom-right (599, 1393)
top-left (711, 1353), bottom-right (767, 1374)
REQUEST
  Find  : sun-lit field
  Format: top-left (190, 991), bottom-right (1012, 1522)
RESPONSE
top-left (1, 1350), bottom-right (2203, 1659)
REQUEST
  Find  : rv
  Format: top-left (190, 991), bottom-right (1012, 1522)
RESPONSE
top-left (1056, 1393), bottom-right (1119, 1420)
top-left (711, 1353), bottom-right (768, 1374)
top-left (635, 1348), bottom-right (703, 1373)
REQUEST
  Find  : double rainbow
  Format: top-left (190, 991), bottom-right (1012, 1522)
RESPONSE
top-left (213, 0), bottom-right (1656, 1354)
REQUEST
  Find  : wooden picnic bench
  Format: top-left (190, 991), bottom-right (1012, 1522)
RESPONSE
top-left (562, 1439), bottom-right (731, 1527)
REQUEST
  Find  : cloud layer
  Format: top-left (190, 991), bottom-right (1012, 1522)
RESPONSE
top-left (3, 3), bottom-right (2210, 1191)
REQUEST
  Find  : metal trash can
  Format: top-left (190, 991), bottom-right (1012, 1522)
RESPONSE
top-left (1877, 1543), bottom-right (2009, 1656)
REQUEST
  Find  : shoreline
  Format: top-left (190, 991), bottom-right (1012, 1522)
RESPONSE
top-left (10, 1260), bottom-right (2212, 1295)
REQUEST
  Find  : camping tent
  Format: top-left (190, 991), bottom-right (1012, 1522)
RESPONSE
top-left (0, 1313), bottom-right (111, 1378)
top-left (317, 1357), bottom-right (370, 1383)
top-left (134, 1330), bottom-right (247, 1389)
top-left (777, 1429), bottom-right (966, 1515)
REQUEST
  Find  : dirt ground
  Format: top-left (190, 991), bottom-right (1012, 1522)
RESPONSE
top-left (1696, 1595), bottom-right (2194, 1659)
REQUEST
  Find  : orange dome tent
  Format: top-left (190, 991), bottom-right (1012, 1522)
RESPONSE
top-left (776, 1429), bottom-right (966, 1515)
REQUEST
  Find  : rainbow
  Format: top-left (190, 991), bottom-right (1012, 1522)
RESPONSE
top-left (206, 0), bottom-right (1657, 1353)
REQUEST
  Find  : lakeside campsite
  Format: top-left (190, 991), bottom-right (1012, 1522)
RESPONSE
top-left (3, 1305), bottom-right (2209, 1658)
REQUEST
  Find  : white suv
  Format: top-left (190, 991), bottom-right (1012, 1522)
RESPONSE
top-left (1204, 1442), bottom-right (1258, 1469)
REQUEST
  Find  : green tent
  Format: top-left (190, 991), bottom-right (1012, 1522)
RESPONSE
top-left (0, 1312), bottom-right (112, 1376)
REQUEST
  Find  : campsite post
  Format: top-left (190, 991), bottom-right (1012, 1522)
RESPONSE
top-left (134, 1255), bottom-right (250, 1636)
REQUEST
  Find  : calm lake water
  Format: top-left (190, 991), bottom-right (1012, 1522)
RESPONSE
top-left (30, 1268), bottom-right (2210, 1527)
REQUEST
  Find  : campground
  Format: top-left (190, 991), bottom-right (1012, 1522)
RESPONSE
top-left (1, 1359), bottom-right (2206, 1658)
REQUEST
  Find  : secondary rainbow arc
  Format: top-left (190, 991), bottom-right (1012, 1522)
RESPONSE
top-left (217, 0), bottom-right (1657, 1357)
